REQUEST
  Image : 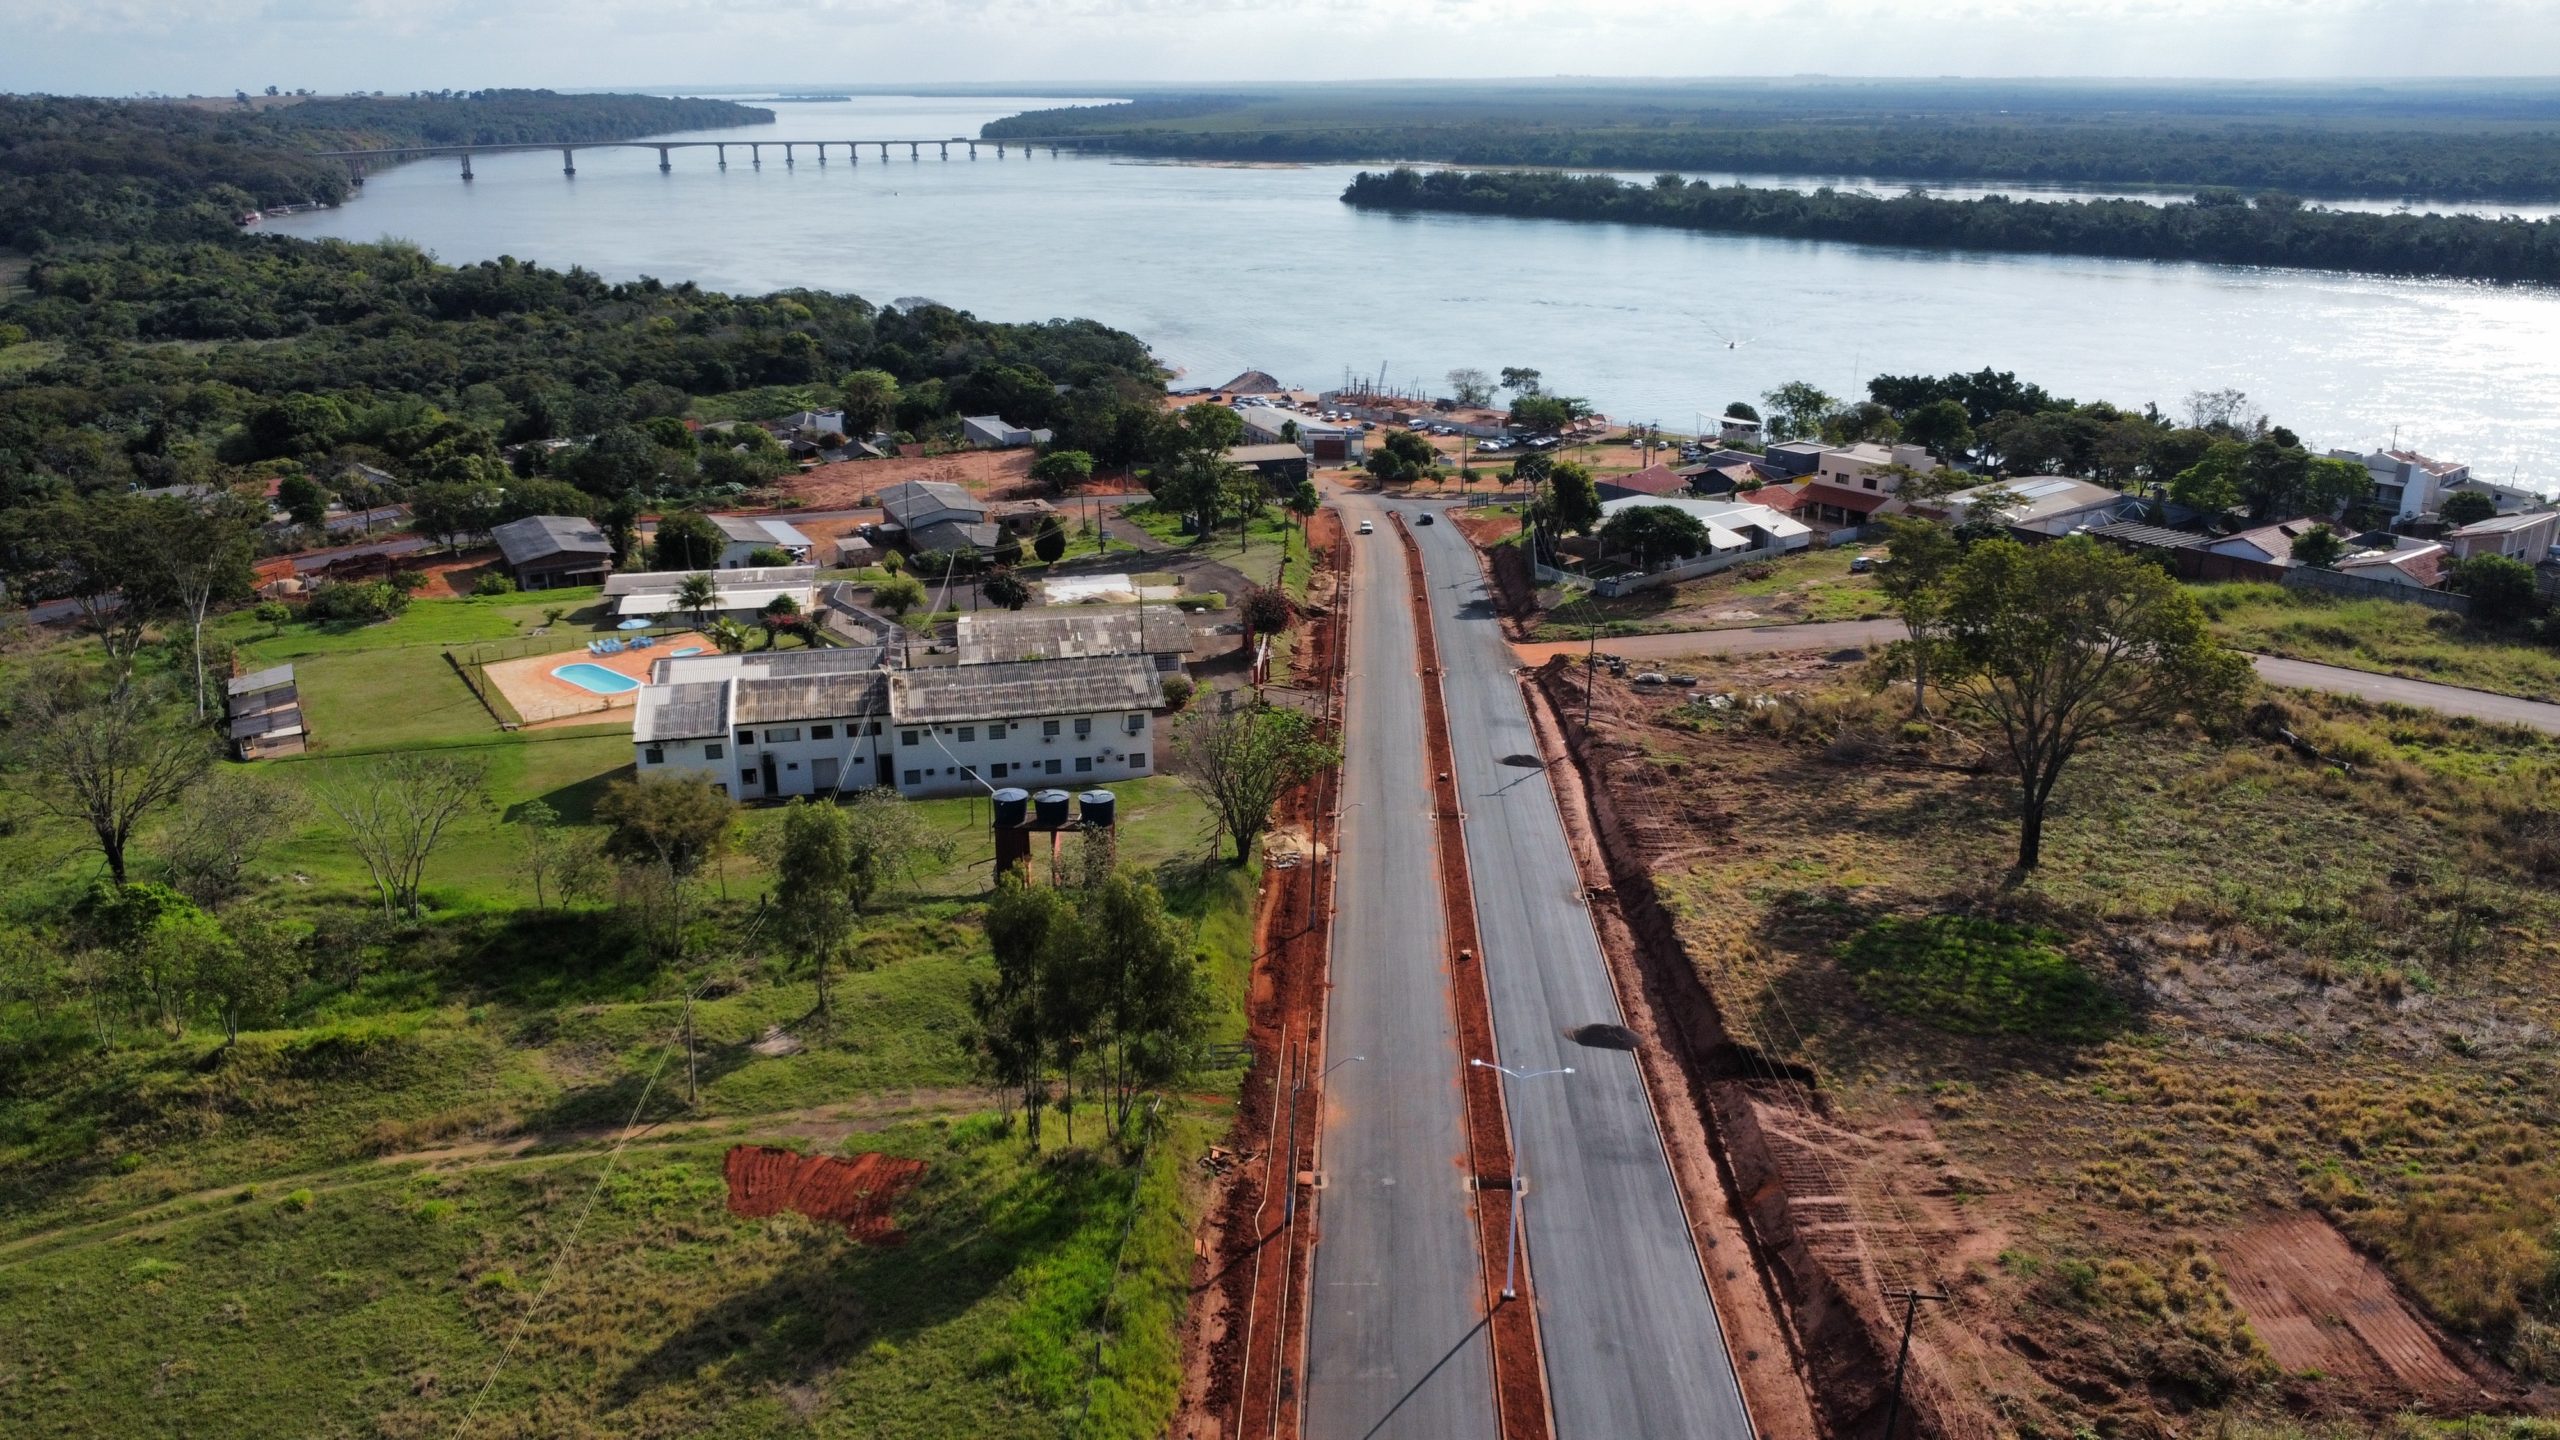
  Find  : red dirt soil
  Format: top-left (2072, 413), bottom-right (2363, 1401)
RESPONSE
top-left (722, 1146), bottom-right (926, 1244)
top-left (2220, 1211), bottom-right (2503, 1409)
top-left (779, 449), bottom-right (1052, 510)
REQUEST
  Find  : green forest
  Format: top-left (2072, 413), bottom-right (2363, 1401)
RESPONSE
top-left (0, 90), bottom-right (770, 252)
top-left (1341, 167), bottom-right (2560, 285)
top-left (985, 80), bottom-right (2560, 200)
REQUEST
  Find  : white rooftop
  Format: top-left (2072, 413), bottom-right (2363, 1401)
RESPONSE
top-left (1597, 496), bottom-right (1812, 546)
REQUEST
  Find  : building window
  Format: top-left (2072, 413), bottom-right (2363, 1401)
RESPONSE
top-left (903, 769), bottom-right (921, 786)
top-left (1125, 714), bottom-right (1144, 734)
top-left (1075, 756), bottom-right (1093, 773)
top-left (1043, 719), bottom-right (1061, 738)
top-left (811, 724), bottom-right (834, 740)
top-left (741, 770), bottom-right (757, 787)
top-left (987, 722), bottom-right (1006, 739)
top-left (1045, 758), bottom-right (1062, 775)
top-left (963, 766), bottom-right (980, 782)
top-left (713, 783), bottom-right (728, 796)
top-left (704, 743), bottom-right (725, 760)
top-left (643, 746), bottom-right (665, 765)
top-left (958, 726), bottom-right (976, 742)
top-left (1131, 752), bottom-right (1148, 771)
top-left (787, 761), bottom-right (799, 771)
top-left (901, 729), bottom-right (922, 747)
top-left (1074, 717), bottom-right (1092, 738)
top-left (766, 727), bottom-right (801, 744)
top-left (736, 730), bottom-right (755, 745)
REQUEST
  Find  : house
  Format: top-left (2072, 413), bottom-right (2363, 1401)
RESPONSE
top-left (956, 607), bottom-right (1194, 672)
top-left (709, 514), bottom-right (813, 568)
top-left (1813, 442), bottom-right (1934, 495)
top-left (1596, 496), bottom-right (1811, 558)
top-left (1237, 405), bottom-right (1366, 463)
top-left (634, 648), bottom-right (894, 797)
top-left (877, 480), bottom-right (986, 539)
top-left (830, 536), bottom-right (883, 570)
top-left (2445, 509), bottom-right (2560, 562)
top-left (1756, 479), bottom-right (1894, 533)
top-left (1226, 443), bottom-right (1312, 488)
top-left (1760, 438), bottom-right (1833, 478)
top-left (2322, 448), bottom-right (2545, 522)
top-left (909, 519), bottom-right (1005, 558)
top-left (1718, 414), bottom-right (1765, 444)
top-left (2335, 538), bottom-right (2449, 589)
top-left (1594, 464), bottom-right (1693, 502)
top-left (604, 565), bottom-right (817, 623)
top-left (884, 657), bottom-right (1164, 797)
top-left (489, 514), bottom-right (617, 590)
top-left (769, 408), bottom-right (848, 442)
top-left (226, 664), bottom-right (307, 759)
top-left (2203, 518), bottom-right (2326, 567)
top-left (1921, 477), bottom-right (2135, 537)
top-left (961, 415), bottom-right (1054, 449)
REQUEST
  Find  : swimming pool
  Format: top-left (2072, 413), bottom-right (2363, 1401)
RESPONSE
top-left (552, 662), bottom-right (640, 695)
top-left (669, 646), bottom-right (704, 656)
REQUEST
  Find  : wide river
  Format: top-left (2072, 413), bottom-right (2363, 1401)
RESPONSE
top-left (269, 95), bottom-right (2560, 484)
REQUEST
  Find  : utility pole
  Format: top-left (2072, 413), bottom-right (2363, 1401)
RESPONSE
top-left (683, 990), bottom-right (699, 1107)
top-left (1880, 1286), bottom-right (1950, 1440)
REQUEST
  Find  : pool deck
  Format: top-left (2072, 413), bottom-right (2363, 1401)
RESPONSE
top-left (480, 631), bottom-right (712, 728)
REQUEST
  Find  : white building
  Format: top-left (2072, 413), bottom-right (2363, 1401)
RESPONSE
top-left (604, 565), bottom-right (817, 624)
top-left (1595, 496), bottom-right (1812, 557)
top-left (2325, 447), bottom-right (2543, 522)
top-left (632, 649), bottom-right (1166, 801)
top-left (961, 415), bottom-right (1054, 449)
top-left (709, 515), bottom-right (813, 568)
top-left (1923, 477), bottom-right (2137, 537)
top-left (1813, 443), bottom-right (1935, 495)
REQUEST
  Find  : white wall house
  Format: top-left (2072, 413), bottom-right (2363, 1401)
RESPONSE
top-left (1813, 443), bottom-right (1934, 494)
top-left (605, 565), bottom-right (818, 624)
top-left (709, 515), bottom-right (813, 568)
top-left (962, 415), bottom-right (1054, 449)
top-left (633, 651), bottom-right (1165, 801)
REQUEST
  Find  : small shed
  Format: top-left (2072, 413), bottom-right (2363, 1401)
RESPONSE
top-left (226, 663), bottom-right (307, 759)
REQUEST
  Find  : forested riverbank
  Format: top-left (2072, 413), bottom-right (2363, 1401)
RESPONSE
top-left (1341, 167), bottom-right (2560, 285)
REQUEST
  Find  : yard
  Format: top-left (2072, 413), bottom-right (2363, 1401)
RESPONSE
top-left (1526, 543), bottom-right (1889, 640)
top-left (2193, 582), bottom-right (2560, 703)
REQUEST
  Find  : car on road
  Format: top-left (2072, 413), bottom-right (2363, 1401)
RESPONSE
top-left (1357, 519), bottom-right (1376, 534)
top-left (1416, 513), bottom-right (1436, 525)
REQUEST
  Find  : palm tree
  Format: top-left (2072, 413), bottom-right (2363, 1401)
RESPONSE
top-left (674, 572), bottom-right (718, 635)
top-left (707, 617), bottom-right (752, 655)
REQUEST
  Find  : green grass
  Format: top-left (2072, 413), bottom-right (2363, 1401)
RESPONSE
top-left (1530, 544), bottom-right (1889, 640)
top-left (1838, 914), bottom-right (2124, 1042)
top-left (2194, 582), bottom-right (2560, 702)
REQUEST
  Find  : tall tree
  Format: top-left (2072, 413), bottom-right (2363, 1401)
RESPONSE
top-left (158, 769), bottom-right (301, 909)
top-left (1762, 381), bottom-right (1839, 441)
top-left (14, 670), bottom-right (210, 885)
top-left (1148, 404), bottom-right (1248, 535)
top-left (204, 911), bottom-right (306, 1044)
top-left (316, 753), bottom-right (488, 918)
top-left (1899, 398), bottom-right (1975, 463)
top-left (1446, 367), bottom-right (1494, 407)
top-left (1175, 704), bottom-right (1339, 864)
top-left (1079, 872), bottom-right (1210, 1134)
top-left (1547, 460), bottom-right (1603, 536)
top-left (837, 369), bottom-right (901, 438)
top-left (972, 875), bottom-right (1077, 1144)
top-left (842, 787), bottom-right (950, 917)
top-left (674, 571), bottom-right (719, 632)
top-left (771, 798), bottom-right (857, 1016)
top-left (652, 513), bottom-right (725, 572)
top-left (153, 494), bottom-right (260, 721)
top-left (1598, 504), bottom-right (1710, 568)
top-left (2438, 489), bottom-right (2499, 527)
top-left (1938, 538), bottom-right (2248, 869)
top-left (1500, 367), bottom-right (1543, 396)
top-left (1029, 449), bottom-right (1094, 495)
top-left (595, 772), bottom-right (736, 955)
top-left (1872, 515), bottom-right (1961, 716)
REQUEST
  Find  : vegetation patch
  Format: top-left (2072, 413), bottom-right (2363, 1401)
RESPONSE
top-left (1839, 914), bottom-right (2124, 1042)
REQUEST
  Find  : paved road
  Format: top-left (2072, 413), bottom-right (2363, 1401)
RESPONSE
top-left (1513, 617), bottom-right (2560, 736)
top-left (1303, 491), bottom-right (1498, 1440)
top-left (1407, 507), bottom-right (1755, 1439)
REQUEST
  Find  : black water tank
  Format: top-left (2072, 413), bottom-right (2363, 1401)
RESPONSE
top-left (1034, 789), bottom-right (1072, 828)
top-left (1078, 789), bottom-right (1117, 828)
top-left (992, 787), bottom-right (1030, 828)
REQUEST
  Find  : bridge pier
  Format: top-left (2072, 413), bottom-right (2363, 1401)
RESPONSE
top-left (784, 142), bottom-right (795, 166)
top-left (817, 142), bottom-right (827, 166)
top-left (908, 142), bottom-right (919, 161)
top-left (656, 145), bottom-right (671, 173)
top-left (561, 147), bottom-right (576, 177)
top-left (717, 143), bottom-right (727, 169)
top-left (750, 143), bottom-right (761, 168)
top-left (459, 152), bottom-right (473, 181)
top-left (968, 142), bottom-right (978, 159)
top-left (939, 141), bottom-right (949, 160)
top-left (997, 142), bottom-right (1006, 159)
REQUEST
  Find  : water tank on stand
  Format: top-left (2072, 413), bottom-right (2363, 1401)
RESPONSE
top-left (1034, 789), bottom-right (1072, 828)
top-left (992, 787), bottom-right (1030, 828)
top-left (1078, 789), bottom-right (1117, 828)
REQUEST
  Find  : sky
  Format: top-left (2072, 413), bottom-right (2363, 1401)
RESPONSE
top-left (7, 0), bottom-right (2559, 95)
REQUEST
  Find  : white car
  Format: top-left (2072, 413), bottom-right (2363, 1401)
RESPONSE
top-left (1357, 520), bottom-right (1376, 534)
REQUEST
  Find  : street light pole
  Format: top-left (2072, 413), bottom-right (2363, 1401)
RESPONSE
top-left (1286, 1054), bottom-right (1364, 1227)
top-left (1880, 1286), bottom-right (1950, 1440)
top-left (1470, 1058), bottom-right (1574, 1299)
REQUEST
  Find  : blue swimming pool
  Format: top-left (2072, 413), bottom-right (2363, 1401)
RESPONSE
top-left (669, 646), bottom-right (704, 656)
top-left (553, 662), bottom-right (640, 695)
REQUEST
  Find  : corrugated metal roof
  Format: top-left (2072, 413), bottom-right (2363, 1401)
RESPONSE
top-left (491, 515), bottom-right (611, 568)
top-left (227, 704), bottom-right (304, 740)
top-left (617, 586), bottom-right (808, 617)
top-left (911, 520), bottom-right (1002, 554)
top-left (956, 609), bottom-right (1191, 665)
top-left (635, 681), bottom-right (730, 742)
top-left (890, 656), bottom-right (1161, 724)
top-left (228, 663), bottom-right (295, 696)
top-left (878, 480), bottom-right (981, 528)
top-left (737, 672), bottom-right (889, 725)
top-left (606, 565), bottom-right (815, 595)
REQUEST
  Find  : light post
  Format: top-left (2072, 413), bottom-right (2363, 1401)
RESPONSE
top-left (1469, 1058), bottom-right (1574, 1299)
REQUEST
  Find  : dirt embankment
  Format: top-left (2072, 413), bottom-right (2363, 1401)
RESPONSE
top-left (1176, 505), bottom-right (1347, 1440)
top-left (721, 1147), bottom-right (926, 1244)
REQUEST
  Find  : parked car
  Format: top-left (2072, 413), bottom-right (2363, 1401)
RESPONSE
top-left (1357, 519), bottom-right (1376, 534)
top-left (1850, 553), bottom-right (1877, 573)
top-left (1416, 513), bottom-right (1436, 525)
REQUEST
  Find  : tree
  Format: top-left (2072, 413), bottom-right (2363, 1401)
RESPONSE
top-left (1509, 393), bottom-right (1572, 431)
top-left (409, 479), bottom-right (500, 549)
top-left (971, 875), bottom-right (1076, 1143)
top-left (872, 573), bottom-right (927, 616)
top-left (2302, 455), bottom-right (2374, 517)
top-left (2288, 523), bottom-right (2347, 569)
top-left (674, 571), bottom-right (719, 632)
top-left (2439, 489), bottom-right (2499, 527)
top-left (277, 472), bottom-right (329, 528)
top-left (1872, 516), bottom-right (1961, 715)
top-left (1762, 381), bottom-right (1839, 441)
top-left (139, 902), bottom-right (228, 1037)
top-left (515, 798), bottom-right (604, 912)
top-left (1547, 460), bottom-right (1603, 536)
top-left (651, 512), bottom-right (725, 571)
top-left (153, 494), bottom-right (259, 720)
top-left (1148, 404), bottom-right (1248, 534)
top-left (596, 772), bottom-right (736, 956)
top-left (1599, 505), bottom-right (1710, 569)
top-left (1938, 538), bottom-right (2248, 869)
top-left (1240, 584), bottom-right (1294, 640)
top-left (2168, 443), bottom-right (2245, 526)
top-left (842, 786), bottom-right (950, 917)
top-left (706, 616), bottom-right (752, 654)
top-left (0, 494), bottom-right (174, 678)
top-left (1176, 705), bottom-right (1339, 864)
top-left (772, 798), bottom-right (857, 1015)
top-left (158, 769), bottom-right (301, 909)
top-left (202, 911), bottom-right (305, 1044)
top-left (1080, 871), bottom-right (1209, 1132)
top-left (838, 369), bottom-right (901, 437)
top-left (1033, 513), bottom-right (1068, 564)
top-left (317, 753), bottom-right (488, 918)
top-left (15, 671), bottom-right (210, 885)
top-left (1722, 400), bottom-right (1759, 422)
top-left (1284, 479), bottom-right (1319, 547)
top-left (1446, 367), bottom-right (1494, 407)
top-left (2453, 553), bottom-right (2539, 626)
top-left (1030, 449), bottom-right (1094, 495)
top-left (1900, 398), bottom-right (1975, 462)
top-left (1366, 430), bottom-right (1437, 486)
top-left (1501, 367), bottom-right (1543, 396)
top-left (758, 592), bottom-right (801, 647)
top-left (983, 570), bottom-right (1032, 610)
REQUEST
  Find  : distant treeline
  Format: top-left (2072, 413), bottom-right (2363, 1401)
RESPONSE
top-left (988, 97), bottom-right (2560, 201)
top-left (0, 92), bottom-right (770, 252)
top-left (1340, 168), bottom-right (2560, 286)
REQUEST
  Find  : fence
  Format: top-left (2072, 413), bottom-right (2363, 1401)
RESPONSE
top-left (1535, 539), bottom-right (1806, 597)
top-left (2283, 565), bottom-right (2472, 615)
top-left (447, 624), bottom-right (696, 731)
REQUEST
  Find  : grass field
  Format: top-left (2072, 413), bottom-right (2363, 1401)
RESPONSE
top-left (1529, 543), bottom-right (1889, 640)
top-left (1115, 502), bottom-right (1308, 593)
top-left (2194, 582), bottom-right (2560, 702)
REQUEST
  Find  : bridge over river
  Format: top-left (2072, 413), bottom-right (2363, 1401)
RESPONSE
top-left (314, 137), bottom-right (1079, 180)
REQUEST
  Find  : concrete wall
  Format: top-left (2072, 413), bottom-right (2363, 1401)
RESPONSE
top-left (2283, 565), bottom-right (2472, 615)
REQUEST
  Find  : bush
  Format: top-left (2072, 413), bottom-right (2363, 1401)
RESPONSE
top-left (472, 572), bottom-right (517, 596)
top-left (871, 573), bottom-right (927, 616)
top-left (1160, 674), bottom-right (1196, 711)
top-left (304, 579), bottom-right (410, 624)
top-left (1839, 914), bottom-right (2124, 1041)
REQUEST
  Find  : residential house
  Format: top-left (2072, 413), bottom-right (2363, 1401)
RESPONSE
top-left (876, 480), bottom-right (987, 543)
top-left (2446, 509), bottom-right (2560, 562)
top-left (226, 664), bottom-right (307, 759)
top-left (956, 607), bottom-right (1194, 673)
top-left (2335, 537), bottom-right (2449, 589)
top-left (604, 565), bottom-right (817, 624)
top-left (1226, 443), bottom-right (1312, 488)
top-left (1760, 438), bottom-right (1832, 478)
top-left (489, 514), bottom-right (617, 590)
top-left (2202, 518), bottom-right (2324, 567)
top-left (1593, 463), bottom-right (1693, 502)
top-left (1718, 414), bottom-right (1765, 444)
top-left (1754, 478), bottom-right (1892, 535)
top-left (2322, 448), bottom-right (2545, 522)
top-left (1595, 496), bottom-right (1811, 559)
top-left (1921, 477), bottom-right (2137, 538)
top-left (961, 415), bottom-right (1054, 449)
top-left (769, 408), bottom-right (848, 443)
top-left (1814, 442), bottom-right (1935, 495)
top-left (708, 514), bottom-right (813, 568)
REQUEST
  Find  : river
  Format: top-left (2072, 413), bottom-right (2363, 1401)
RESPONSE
top-left (267, 95), bottom-right (2560, 484)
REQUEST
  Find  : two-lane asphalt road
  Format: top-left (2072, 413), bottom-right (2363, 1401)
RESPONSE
top-left (1407, 506), bottom-right (1756, 1439)
top-left (1302, 492), bottom-right (1499, 1440)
